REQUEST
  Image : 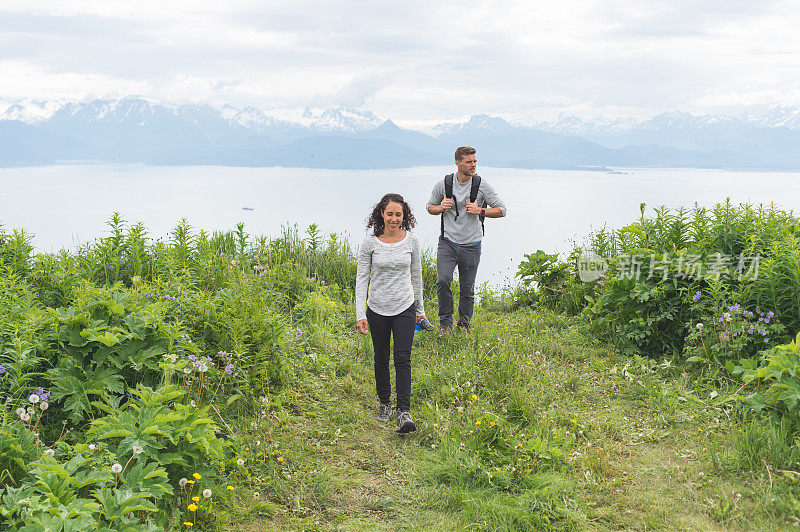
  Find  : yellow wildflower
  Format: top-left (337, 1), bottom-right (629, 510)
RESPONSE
top-left (490, 421), bottom-right (495, 426)
top-left (475, 420), bottom-right (481, 426)
top-left (187, 503), bottom-right (198, 512)
top-left (184, 523), bottom-right (193, 528)
top-left (471, 394), bottom-right (477, 400)
top-left (192, 473), bottom-right (201, 479)
top-left (227, 485), bottom-right (234, 491)
top-left (191, 496), bottom-right (199, 502)
top-left (187, 480), bottom-right (195, 484)
top-left (278, 456), bottom-right (284, 462)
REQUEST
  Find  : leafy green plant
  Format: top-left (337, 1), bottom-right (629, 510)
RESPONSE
top-left (86, 384), bottom-right (227, 477)
top-left (45, 289), bottom-right (176, 423)
top-left (735, 331), bottom-right (800, 416)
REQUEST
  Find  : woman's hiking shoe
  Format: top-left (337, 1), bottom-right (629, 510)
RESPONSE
top-left (396, 411), bottom-right (416, 434)
top-left (376, 403), bottom-right (392, 423)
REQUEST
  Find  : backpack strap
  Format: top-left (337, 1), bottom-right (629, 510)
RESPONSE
top-left (441, 173), bottom-right (488, 237)
top-left (441, 173), bottom-right (455, 238)
top-left (470, 174), bottom-right (487, 236)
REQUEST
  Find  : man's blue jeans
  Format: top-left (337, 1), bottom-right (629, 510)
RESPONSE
top-left (436, 237), bottom-right (482, 327)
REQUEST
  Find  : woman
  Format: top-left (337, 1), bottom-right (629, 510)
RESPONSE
top-left (356, 193), bottom-right (426, 434)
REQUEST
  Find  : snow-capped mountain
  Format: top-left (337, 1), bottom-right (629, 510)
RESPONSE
top-left (748, 106), bottom-right (800, 130)
top-left (0, 98), bottom-right (66, 124)
top-left (520, 114), bottom-right (639, 137)
top-left (1, 97), bottom-right (800, 169)
top-left (435, 114), bottom-right (513, 135)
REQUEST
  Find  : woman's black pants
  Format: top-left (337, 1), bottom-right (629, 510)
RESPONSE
top-left (366, 304), bottom-right (415, 412)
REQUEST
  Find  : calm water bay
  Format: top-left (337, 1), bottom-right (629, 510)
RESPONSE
top-left (1, 164), bottom-right (799, 288)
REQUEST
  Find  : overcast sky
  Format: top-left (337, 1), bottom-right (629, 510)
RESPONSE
top-left (1, 0), bottom-right (799, 126)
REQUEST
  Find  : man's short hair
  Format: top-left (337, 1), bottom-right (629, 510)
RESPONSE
top-left (455, 146), bottom-right (476, 161)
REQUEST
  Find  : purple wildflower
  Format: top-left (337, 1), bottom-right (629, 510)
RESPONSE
top-left (0, 365), bottom-right (5, 374)
top-left (764, 338), bottom-right (770, 343)
top-left (295, 328), bottom-right (302, 338)
top-left (188, 354), bottom-right (197, 362)
top-left (225, 364), bottom-right (234, 375)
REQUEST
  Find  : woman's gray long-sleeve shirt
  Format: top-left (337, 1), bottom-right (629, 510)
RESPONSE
top-left (355, 232), bottom-right (425, 321)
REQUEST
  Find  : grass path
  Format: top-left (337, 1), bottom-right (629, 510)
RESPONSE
top-left (229, 308), bottom-right (787, 531)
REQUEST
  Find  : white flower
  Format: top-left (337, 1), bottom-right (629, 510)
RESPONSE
top-left (88, 444), bottom-right (97, 451)
top-left (26, 406), bottom-right (34, 415)
top-left (132, 445), bottom-right (143, 455)
top-left (28, 394), bottom-right (40, 404)
top-left (534, 351), bottom-right (541, 356)
top-left (190, 400), bottom-right (197, 408)
top-left (15, 407), bottom-right (25, 416)
top-left (183, 367), bottom-right (192, 374)
top-left (20, 413), bottom-right (30, 422)
top-left (696, 323), bottom-right (704, 331)
top-left (111, 463), bottom-right (123, 474)
top-left (457, 406), bottom-right (464, 413)
top-left (253, 491), bottom-right (260, 498)
top-left (43, 449), bottom-right (55, 457)
top-left (39, 402), bottom-right (49, 411)
top-left (203, 489), bottom-right (212, 498)
top-left (179, 477), bottom-right (188, 487)
top-left (237, 458), bottom-right (244, 466)
top-left (198, 363), bottom-right (209, 373)
top-left (256, 440), bottom-right (261, 445)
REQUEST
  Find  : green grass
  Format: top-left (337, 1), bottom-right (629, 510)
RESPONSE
top-left (218, 301), bottom-right (800, 531)
top-left (2, 215), bottom-right (800, 530)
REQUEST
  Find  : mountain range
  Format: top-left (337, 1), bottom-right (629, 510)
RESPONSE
top-left (2, 97), bottom-right (800, 170)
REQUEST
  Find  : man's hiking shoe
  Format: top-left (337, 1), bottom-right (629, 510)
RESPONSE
top-left (438, 324), bottom-right (454, 337)
top-left (396, 410), bottom-right (416, 434)
top-left (457, 321), bottom-right (470, 334)
top-left (376, 403), bottom-right (392, 423)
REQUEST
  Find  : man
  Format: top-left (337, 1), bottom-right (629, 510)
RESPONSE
top-left (427, 146), bottom-right (506, 334)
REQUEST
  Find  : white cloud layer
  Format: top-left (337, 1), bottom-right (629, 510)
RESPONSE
top-left (0, 0), bottom-right (798, 121)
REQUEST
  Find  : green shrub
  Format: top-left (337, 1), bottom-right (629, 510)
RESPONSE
top-left (44, 286), bottom-right (183, 424)
top-left (735, 331), bottom-right (800, 417)
top-left (517, 200), bottom-right (800, 362)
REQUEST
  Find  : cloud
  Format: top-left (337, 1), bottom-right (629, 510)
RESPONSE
top-left (312, 73), bottom-right (392, 108)
top-left (0, 0), bottom-right (799, 121)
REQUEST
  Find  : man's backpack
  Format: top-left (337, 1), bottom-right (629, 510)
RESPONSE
top-left (441, 173), bottom-right (487, 238)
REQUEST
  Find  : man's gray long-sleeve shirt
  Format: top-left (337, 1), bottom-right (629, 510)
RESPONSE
top-left (427, 174), bottom-right (507, 244)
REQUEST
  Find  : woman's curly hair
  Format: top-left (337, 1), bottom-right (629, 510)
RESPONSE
top-left (366, 193), bottom-right (416, 236)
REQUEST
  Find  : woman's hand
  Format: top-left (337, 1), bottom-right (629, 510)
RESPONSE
top-left (416, 315), bottom-right (426, 323)
top-left (356, 319), bottom-right (369, 334)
